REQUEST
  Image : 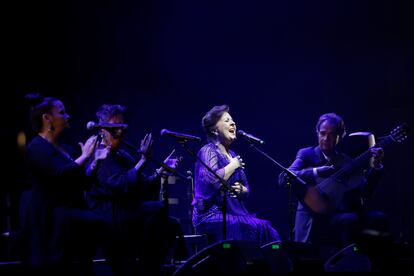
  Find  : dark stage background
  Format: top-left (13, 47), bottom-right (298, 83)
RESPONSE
top-left (4, 0), bottom-right (414, 245)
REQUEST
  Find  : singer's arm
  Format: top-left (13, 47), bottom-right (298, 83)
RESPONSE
top-left (197, 147), bottom-right (225, 191)
top-left (197, 146), bottom-right (244, 192)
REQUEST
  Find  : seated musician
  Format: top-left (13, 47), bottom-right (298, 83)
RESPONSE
top-left (279, 113), bottom-right (387, 254)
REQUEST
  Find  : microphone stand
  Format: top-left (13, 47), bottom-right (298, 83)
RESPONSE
top-left (120, 139), bottom-right (189, 215)
top-left (243, 140), bottom-right (308, 242)
top-left (175, 139), bottom-right (236, 241)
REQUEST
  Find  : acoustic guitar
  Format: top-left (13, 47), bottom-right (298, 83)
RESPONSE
top-left (302, 123), bottom-right (409, 214)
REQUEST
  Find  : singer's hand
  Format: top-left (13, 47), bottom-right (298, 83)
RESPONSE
top-left (140, 133), bottom-right (153, 159)
top-left (229, 182), bottom-right (247, 198)
top-left (230, 155), bottom-right (245, 170)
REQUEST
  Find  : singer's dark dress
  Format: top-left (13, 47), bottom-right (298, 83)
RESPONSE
top-left (19, 135), bottom-right (102, 268)
top-left (192, 143), bottom-right (281, 245)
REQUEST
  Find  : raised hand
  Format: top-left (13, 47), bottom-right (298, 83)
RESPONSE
top-left (140, 133), bottom-right (154, 159)
top-left (75, 135), bottom-right (99, 166)
top-left (79, 135), bottom-right (99, 158)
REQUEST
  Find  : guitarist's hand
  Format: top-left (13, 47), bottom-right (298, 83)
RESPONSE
top-left (370, 147), bottom-right (384, 169)
top-left (315, 165), bottom-right (336, 178)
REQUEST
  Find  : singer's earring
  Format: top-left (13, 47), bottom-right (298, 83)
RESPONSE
top-left (48, 124), bottom-right (55, 132)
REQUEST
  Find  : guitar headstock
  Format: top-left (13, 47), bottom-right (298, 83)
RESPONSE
top-left (390, 123), bottom-right (409, 143)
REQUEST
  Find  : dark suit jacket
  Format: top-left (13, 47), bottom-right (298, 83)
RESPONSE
top-left (85, 148), bottom-right (161, 224)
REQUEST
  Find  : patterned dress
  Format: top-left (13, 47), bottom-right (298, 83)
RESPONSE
top-left (192, 143), bottom-right (280, 245)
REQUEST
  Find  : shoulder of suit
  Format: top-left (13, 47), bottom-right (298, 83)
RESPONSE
top-left (295, 146), bottom-right (320, 164)
top-left (298, 146), bottom-right (316, 156)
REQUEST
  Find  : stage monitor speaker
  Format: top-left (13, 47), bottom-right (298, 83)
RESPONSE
top-left (173, 240), bottom-right (270, 275)
top-left (277, 241), bottom-right (324, 272)
top-left (260, 241), bottom-right (293, 273)
top-left (356, 239), bottom-right (414, 273)
top-left (324, 243), bottom-right (371, 272)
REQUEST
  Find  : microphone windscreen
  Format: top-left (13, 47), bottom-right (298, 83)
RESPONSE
top-left (86, 121), bottom-right (96, 130)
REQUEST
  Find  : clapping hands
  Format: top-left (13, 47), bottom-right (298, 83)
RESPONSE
top-left (79, 135), bottom-right (99, 159)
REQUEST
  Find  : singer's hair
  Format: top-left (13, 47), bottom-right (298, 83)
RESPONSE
top-left (96, 104), bottom-right (127, 123)
top-left (202, 104), bottom-right (229, 140)
top-left (25, 93), bottom-right (60, 133)
top-left (316, 112), bottom-right (346, 139)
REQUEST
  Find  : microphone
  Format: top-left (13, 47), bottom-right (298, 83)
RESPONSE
top-left (86, 121), bottom-right (128, 131)
top-left (237, 130), bottom-right (265, 144)
top-left (160, 129), bottom-right (201, 142)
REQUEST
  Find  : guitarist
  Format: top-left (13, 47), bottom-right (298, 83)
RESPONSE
top-left (279, 113), bottom-right (387, 251)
